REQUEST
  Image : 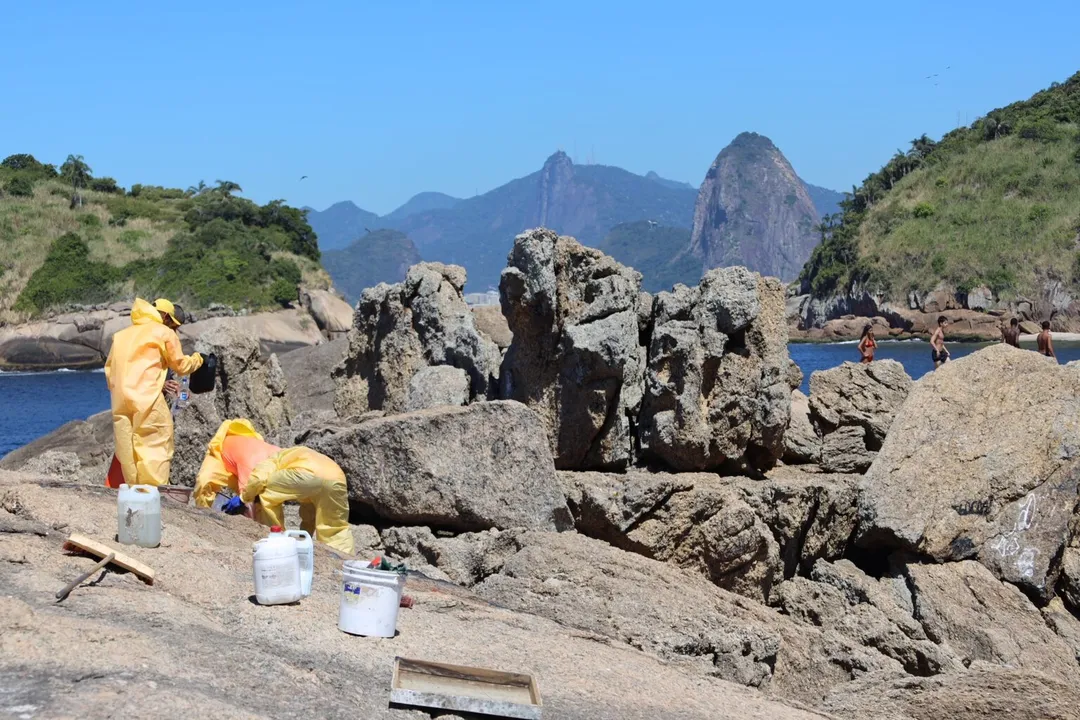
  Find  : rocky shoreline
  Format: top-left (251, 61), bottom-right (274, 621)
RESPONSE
top-left (0, 288), bottom-right (354, 371)
top-left (3, 228), bottom-right (1080, 719)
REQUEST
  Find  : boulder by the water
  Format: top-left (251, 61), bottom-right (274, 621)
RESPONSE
top-left (637, 267), bottom-right (790, 473)
top-left (334, 262), bottom-right (500, 416)
top-left (499, 229), bottom-right (647, 471)
top-left (859, 344), bottom-right (1080, 599)
top-left (308, 400), bottom-right (572, 532)
top-left (299, 287), bottom-right (353, 338)
top-left (808, 360), bottom-right (912, 473)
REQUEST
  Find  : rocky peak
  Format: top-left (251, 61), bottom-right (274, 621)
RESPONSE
top-left (687, 132), bottom-right (820, 283)
top-left (537, 151), bottom-right (576, 227)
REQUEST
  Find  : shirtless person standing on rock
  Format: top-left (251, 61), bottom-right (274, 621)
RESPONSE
top-left (1038, 320), bottom-right (1057, 361)
top-left (931, 316), bottom-right (949, 368)
top-left (1001, 317), bottom-right (1021, 348)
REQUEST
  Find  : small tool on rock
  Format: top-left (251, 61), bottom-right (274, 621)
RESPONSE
top-left (56, 552), bottom-right (115, 602)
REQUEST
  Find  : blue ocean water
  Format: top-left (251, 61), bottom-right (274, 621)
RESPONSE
top-left (788, 339), bottom-right (1080, 394)
top-left (1, 341), bottom-right (1077, 458)
top-left (0, 370), bottom-right (110, 457)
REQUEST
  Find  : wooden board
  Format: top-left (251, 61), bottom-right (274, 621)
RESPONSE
top-left (389, 657), bottom-right (541, 719)
top-left (63, 533), bottom-right (155, 585)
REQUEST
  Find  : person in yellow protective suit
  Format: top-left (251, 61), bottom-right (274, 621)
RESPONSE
top-left (194, 419), bottom-right (355, 554)
top-left (104, 298), bottom-right (203, 488)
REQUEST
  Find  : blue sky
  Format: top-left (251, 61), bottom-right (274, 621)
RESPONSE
top-left (2, 2), bottom-right (1077, 215)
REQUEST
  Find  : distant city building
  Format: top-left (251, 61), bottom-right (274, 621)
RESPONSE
top-left (464, 290), bottom-right (500, 307)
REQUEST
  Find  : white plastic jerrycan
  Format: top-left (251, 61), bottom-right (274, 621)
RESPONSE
top-left (253, 526), bottom-right (302, 605)
top-left (285, 529), bottom-right (313, 597)
top-left (117, 484), bottom-right (162, 548)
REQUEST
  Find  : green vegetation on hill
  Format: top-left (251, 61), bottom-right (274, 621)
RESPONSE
top-left (800, 72), bottom-right (1080, 303)
top-left (594, 221), bottom-right (699, 293)
top-left (0, 155), bottom-right (328, 318)
top-left (323, 229), bottom-right (422, 303)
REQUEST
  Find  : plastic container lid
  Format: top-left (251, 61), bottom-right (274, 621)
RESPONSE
top-left (270, 526), bottom-right (283, 533)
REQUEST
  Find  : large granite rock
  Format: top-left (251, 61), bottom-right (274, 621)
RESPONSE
top-left (472, 529), bottom-right (896, 705)
top-left (1062, 548), bottom-right (1080, 612)
top-left (783, 390), bottom-right (820, 464)
top-left (308, 401), bottom-right (572, 532)
top-left (172, 325), bottom-right (292, 486)
top-left (771, 562), bottom-right (960, 676)
top-left (823, 665), bottom-right (1080, 720)
top-left (808, 360), bottom-right (912, 473)
top-left (499, 229), bottom-right (646, 470)
top-left (906, 560), bottom-right (1080, 682)
top-left (559, 470), bottom-right (780, 602)
top-left (858, 345), bottom-right (1080, 599)
top-left (406, 365), bottom-right (470, 411)
top-left (334, 263), bottom-right (501, 416)
top-left (299, 287), bottom-right (353, 338)
top-left (637, 267), bottom-right (790, 473)
top-left (0, 411), bottom-right (113, 479)
top-left (740, 467), bottom-right (860, 578)
top-left (470, 305), bottom-right (512, 349)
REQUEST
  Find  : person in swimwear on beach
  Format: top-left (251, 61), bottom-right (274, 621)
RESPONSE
top-left (1001, 317), bottom-right (1020, 348)
top-left (930, 316), bottom-right (949, 369)
top-left (858, 323), bottom-right (877, 363)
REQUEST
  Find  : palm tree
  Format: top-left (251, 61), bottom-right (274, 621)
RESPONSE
top-left (60, 154), bottom-right (92, 208)
top-left (214, 179), bottom-right (242, 197)
top-left (187, 180), bottom-right (208, 196)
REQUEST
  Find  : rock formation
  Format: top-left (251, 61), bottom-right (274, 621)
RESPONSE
top-left (405, 365), bottom-right (470, 411)
top-left (298, 287), bottom-right (353, 339)
top-left (308, 401), bottom-right (572, 532)
top-left (686, 132), bottom-right (821, 282)
top-left (499, 229), bottom-right (646, 470)
top-left (334, 262), bottom-right (500, 417)
top-left (783, 390), bottom-right (821, 464)
top-left (171, 324), bottom-right (292, 486)
top-left (808, 360), bottom-right (912, 472)
top-left (637, 266), bottom-right (790, 472)
top-left (859, 344), bottom-right (1080, 599)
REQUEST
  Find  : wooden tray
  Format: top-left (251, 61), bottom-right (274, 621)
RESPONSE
top-left (390, 657), bottom-right (542, 719)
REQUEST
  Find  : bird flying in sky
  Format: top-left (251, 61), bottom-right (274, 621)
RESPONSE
top-left (299, 175), bottom-right (308, 181)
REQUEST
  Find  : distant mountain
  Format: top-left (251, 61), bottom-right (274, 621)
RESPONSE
top-left (595, 221), bottom-right (698, 293)
top-left (305, 201), bottom-right (380, 251)
top-left (322, 229), bottom-right (421, 303)
top-left (686, 132), bottom-right (820, 283)
top-left (380, 191), bottom-right (460, 225)
top-left (802, 182), bottom-right (845, 220)
top-left (387, 151), bottom-right (698, 290)
top-left (645, 171), bottom-right (697, 192)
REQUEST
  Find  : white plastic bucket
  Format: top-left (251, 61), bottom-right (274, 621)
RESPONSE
top-left (117, 484), bottom-right (161, 548)
top-left (253, 527), bottom-right (303, 605)
top-left (338, 560), bottom-right (405, 637)
top-left (285, 529), bottom-right (313, 597)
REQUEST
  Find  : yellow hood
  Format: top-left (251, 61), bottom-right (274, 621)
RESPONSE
top-left (207, 419), bottom-right (264, 461)
top-left (193, 419), bottom-right (264, 507)
top-left (130, 298), bottom-right (165, 326)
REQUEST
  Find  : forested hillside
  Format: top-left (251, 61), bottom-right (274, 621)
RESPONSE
top-left (799, 72), bottom-right (1080, 308)
top-left (0, 154), bottom-right (328, 320)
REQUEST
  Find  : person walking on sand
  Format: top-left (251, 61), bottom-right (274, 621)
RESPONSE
top-left (931, 316), bottom-right (949, 369)
top-left (1037, 321), bottom-right (1057, 361)
top-left (1001, 317), bottom-right (1021, 348)
top-left (858, 324), bottom-right (877, 364)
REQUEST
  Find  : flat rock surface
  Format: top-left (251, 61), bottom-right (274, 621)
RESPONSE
top-left (0, 470), bottom-right (825, 720)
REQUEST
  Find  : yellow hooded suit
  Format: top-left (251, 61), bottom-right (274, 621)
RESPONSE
top-left (104, 298), bottom-right (203, 487)
top-left (195, 419), bottom-right (355, 554)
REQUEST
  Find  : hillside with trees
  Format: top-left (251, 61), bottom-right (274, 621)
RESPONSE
top-left (0, 154), bottom-right (328, 320)
top-left (798, 72), bottom-right (1080, 315)
top-left (323, 229), bottom-right (422, 303)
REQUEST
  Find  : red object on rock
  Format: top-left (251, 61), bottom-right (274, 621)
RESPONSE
top-left (270, 526), bottom-right (283, 532)
top-left (399, 595), bottom-right (415, 609)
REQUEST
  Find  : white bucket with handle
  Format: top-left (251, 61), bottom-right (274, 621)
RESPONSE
top-left (338, 560), bottom-right (405, 638)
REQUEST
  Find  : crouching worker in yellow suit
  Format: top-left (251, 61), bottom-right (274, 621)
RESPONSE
top-left (105, 298), bottom-right (203, 487)
top-left (194, 419), bottom-right (355, 554)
